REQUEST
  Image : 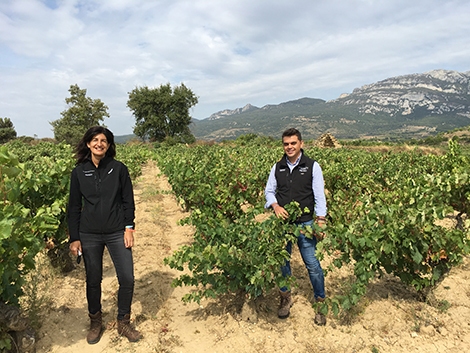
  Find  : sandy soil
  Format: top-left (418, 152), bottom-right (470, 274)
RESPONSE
top-left (35, 161), bottom-right (470, 353)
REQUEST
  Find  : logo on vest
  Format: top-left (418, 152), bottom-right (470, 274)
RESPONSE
top-left (299, 166), bottom-right (309, 175)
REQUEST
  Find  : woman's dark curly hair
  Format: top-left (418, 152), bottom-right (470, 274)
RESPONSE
top-left (73, 126), bottom-right (116, 165)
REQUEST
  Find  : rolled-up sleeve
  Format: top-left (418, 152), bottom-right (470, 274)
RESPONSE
top-left (312, 162), bottom-right (327, 217)
top-left (264, 164), bottom-right (278, 209)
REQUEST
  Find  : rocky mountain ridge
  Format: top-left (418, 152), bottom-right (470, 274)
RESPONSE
top-left (335, 69), bottom-right (470, 118)
top-left (192, 69), bottom-right (470, 141)
top-left (208, 104), bottom-right (258, 120)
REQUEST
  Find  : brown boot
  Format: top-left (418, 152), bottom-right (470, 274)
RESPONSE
top-left (278, 291), bottom-right (293, 319)
top-left (314, 297), bottom-right (327, 326)
top-left (87, 312), bottom-right (103, 344)
top-left (117, 314), bottom-right (142, 342)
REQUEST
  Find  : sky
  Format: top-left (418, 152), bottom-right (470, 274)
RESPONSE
top-left (1, 0), bottom-right (469, 138)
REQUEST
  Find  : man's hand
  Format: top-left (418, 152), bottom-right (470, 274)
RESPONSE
top-left (273, 204), bottom-right (289, 220)
top-left (316, 217), bottom-right (326, 240)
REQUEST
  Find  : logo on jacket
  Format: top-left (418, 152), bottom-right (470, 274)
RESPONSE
top-left (108, 168), bottom-right (114, 174)
top-left (299, 166), bottom-right (309, 175)
top-left (83, 170), bottom-right (94, 177)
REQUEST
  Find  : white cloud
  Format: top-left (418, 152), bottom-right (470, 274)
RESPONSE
top-left (0, 0), bottom-right (469, 138)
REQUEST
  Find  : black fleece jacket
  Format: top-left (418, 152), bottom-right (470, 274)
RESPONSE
top-left (68, 156), bottom-right (135, 243)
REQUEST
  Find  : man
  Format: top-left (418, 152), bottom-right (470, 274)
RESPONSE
top-left (265, 128), bottom-right (327, 325)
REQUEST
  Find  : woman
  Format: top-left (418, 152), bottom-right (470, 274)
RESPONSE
top-left (68, 126), bottom-right (141, 344)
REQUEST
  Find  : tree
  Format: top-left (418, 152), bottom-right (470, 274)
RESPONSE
top-left (127, 83), bottom-right (198, 143)
top-left (0, 117), bottom-right (17, 143)
top-left (50, 84), bottom-right (109, 146)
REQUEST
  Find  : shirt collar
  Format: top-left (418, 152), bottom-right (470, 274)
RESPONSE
top-left (286, 151), bottom-right (302, 168)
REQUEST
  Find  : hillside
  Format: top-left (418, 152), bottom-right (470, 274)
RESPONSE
top-left (191, 69), bottom-right (470, 141)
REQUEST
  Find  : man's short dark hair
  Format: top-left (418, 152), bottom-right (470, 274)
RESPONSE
top-left (282, 128), bottom-right (302, 141)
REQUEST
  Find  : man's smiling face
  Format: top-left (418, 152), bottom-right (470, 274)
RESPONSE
top-left (282, 135), bottom-right (303, 163)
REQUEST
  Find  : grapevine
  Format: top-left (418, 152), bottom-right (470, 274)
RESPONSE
top-left (1, 141), bottom-right (152, 305)
top-left (157, 142), bottom-right (470, 317)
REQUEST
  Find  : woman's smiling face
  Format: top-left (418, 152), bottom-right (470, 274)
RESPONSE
top-left (87, 133), bottom-right (109, 160)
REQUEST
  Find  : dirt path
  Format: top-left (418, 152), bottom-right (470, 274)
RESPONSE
top-left (35, 161), bottom-right (470, 353)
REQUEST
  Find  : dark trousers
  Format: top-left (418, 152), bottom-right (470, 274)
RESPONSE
top-left (80, 230), bottom-right (134, 320)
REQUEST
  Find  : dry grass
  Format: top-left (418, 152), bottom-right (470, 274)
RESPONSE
top-left (345, 144), bottom-right (445, 155)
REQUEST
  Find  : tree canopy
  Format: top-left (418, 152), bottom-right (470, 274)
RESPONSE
top-left (50, 84), bottom-right (109, 146)
top-left (0, 117), bottom-right (17, 144)
top-left (127, 83), bottom-right (198, 143)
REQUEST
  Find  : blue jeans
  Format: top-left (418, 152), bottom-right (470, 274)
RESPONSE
top-left (280, 220), bottom-right (325, 300)
top-left (80, 230), bottom-right (135, 320)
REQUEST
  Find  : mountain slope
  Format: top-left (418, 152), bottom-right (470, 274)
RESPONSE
top-left (191, 69), bottom-right (470, 141)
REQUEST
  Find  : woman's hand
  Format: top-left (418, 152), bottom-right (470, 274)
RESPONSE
top-left (69, 240), bottom-right (82, 256)
top-left (124, 229), bottom-right (135, 248)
